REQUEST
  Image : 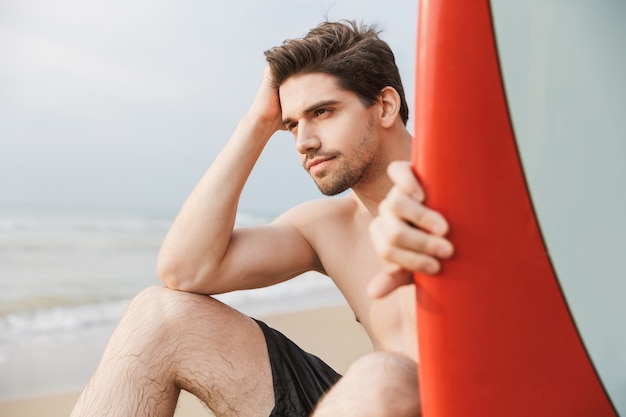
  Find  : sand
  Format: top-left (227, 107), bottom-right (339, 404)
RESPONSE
top-left (0, 304), bottom-right (372, 417)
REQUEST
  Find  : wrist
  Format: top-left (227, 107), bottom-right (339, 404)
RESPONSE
top-left (240, 112), bottom-right (281, 141)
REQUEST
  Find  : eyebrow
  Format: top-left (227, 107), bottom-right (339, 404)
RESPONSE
top-left (282, 99), bottom-right (340, 127)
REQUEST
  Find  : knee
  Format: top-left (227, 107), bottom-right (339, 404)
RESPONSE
top-left (348, 352), bottom-right (419, 399)
top-left (120, 286), bottom-right (220, 340)
top-left (128, 285), bottom-right (189, 309)
top-left (315, 352), bottom-right (421, 417)
top-left (126, 286), bottom-right (188, 322)
top-left (348, 351), bottom-right (414, 374)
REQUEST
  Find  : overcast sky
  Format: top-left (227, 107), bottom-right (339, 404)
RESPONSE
top-left (0, 0), bottom-right (417, 215)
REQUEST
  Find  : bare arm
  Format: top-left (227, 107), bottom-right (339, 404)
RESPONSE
top-left (157, 69), bottom-right (318, 294)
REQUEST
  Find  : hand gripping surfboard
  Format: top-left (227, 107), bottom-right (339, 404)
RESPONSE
top-left (411, 1), bottom-right (618, 415)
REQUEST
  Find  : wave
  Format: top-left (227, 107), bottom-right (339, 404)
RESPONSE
top-left (0, 272), bottom-right (343, 345)
top-left (0, 207), bottom-right (340, 346)
top-left (0, 299), bottom-right (130, 344)
top-left (0, 207), bottom-right (340, 401)
top-left (0, 209), bottom-right (272, 252)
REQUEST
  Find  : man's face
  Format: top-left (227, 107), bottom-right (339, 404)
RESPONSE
top-left (279, 73), bottom-right (381, 196)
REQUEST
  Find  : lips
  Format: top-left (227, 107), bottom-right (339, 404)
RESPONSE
top-left (306, 157), bottom-right (334, 172)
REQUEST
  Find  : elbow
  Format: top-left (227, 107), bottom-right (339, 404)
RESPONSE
top-left (156, 255), bottom-right (185, 290)
top-left (157, 264), bottom-right (182, 291)
top-left (157, 254), bottom-right (212, 293)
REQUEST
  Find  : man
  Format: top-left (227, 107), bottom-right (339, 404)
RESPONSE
top-left (70, 20), bottom-right (453, 417)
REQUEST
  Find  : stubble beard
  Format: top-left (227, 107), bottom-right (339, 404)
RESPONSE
top-left (314, 156), bottom-right (364, 196)
top-left (310, 117), bottom-right (377, 196)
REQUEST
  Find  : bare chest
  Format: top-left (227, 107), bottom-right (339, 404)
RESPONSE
top-left (313, 224), bottom-right (417, 357)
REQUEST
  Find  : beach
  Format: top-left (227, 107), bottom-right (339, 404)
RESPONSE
top-left (0, 206), bottom-right (371, 416)
top-left (0, 304), bottom-right (372, 417)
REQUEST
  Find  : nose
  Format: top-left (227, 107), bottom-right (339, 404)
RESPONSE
top-left (295, 120), bottom-right (321, 155)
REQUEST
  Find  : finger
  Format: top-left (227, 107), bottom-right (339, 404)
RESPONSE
top-left (387, 161), bottom-right (424, 202)
top-left (367, 267), bottom-right (414, 299)
top-left (377, 193), bottom-right (454, 258)
top-left (382, 186), bottom-right (450, 238)
top-left (381, 243), bottom-right (442, 275)
top-left (371, 216), bottom-right (445, 273)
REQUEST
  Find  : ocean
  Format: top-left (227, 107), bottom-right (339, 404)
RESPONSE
top-left (0, 205), bottom-right (344, 401)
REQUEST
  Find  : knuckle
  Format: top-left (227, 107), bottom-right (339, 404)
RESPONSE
top-left (411, 206), bottom-right (429, 224)
top-left (385, 223), bottom-right (405, 246)
top-left (379, 244), bottom-right (395, 261)
top-left (377, 197), bottom-right (392, 214)
top-left (422, 235), bottom-right (441, 254)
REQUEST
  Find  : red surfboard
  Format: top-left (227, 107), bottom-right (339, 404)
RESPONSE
top-left (411, 1), bottom-right (617, 415)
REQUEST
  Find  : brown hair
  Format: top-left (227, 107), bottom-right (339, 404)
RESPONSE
top-left (264, 20), bottom-right (409, 125)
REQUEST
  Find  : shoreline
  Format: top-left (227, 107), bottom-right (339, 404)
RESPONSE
top-left (0, 304), bottom-right (372, 417)
top-left (0, 272), bottom-right (345, 402)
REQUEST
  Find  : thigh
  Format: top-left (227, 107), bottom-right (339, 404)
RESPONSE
top-left (124, 287), bottom-right (276, 417)
top-left (72, 286), bottom-right (276, 417)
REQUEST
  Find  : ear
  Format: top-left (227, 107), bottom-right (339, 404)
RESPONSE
top-left (377, 86), bottom-right (402, 128)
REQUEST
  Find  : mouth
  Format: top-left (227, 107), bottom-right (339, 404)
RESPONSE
top-left (306, 157), bottom-right (335, 173)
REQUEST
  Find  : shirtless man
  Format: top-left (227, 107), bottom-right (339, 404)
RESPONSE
top-left (70, 20), bottom-right (453, 417)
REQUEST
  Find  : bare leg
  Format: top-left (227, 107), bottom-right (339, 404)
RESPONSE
top-left (312, 352), bottom-right (421, 417)
top-left (70, 286), bottom-right (274, 417)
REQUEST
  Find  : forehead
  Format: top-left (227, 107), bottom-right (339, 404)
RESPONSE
top-left (279, 73), bottom-right (356, 118)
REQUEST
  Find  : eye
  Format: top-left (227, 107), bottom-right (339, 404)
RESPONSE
top-left (314, 108), bottom-right (329, 118)
top-left (287, 122), bottom-right (298, 132)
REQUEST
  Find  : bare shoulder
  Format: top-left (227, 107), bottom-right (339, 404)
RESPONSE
top-left (273, 194), bottom-right (366, 260)
top-left (273, 194), bottom-right (371, 277)
top-left (273, 193), bottom-right (360, 229)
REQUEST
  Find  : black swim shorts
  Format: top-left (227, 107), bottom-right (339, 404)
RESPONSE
top-left (254, 319), bottom-right (342, 417)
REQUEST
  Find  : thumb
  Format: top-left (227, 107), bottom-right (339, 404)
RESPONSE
top-left (367, 267), bottom-right (414, 299)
